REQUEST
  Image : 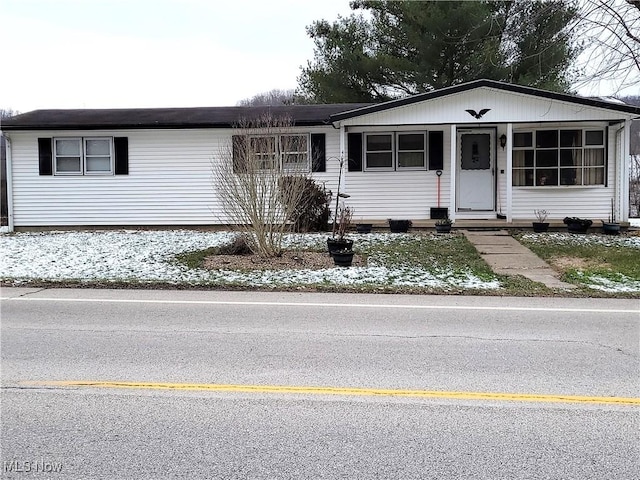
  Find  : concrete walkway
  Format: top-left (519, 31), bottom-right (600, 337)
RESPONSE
top-left (462, 230), bottom-right (575, 290)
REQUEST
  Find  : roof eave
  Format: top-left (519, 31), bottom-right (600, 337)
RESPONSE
top-left (329, 80), bottom-right (640, 122)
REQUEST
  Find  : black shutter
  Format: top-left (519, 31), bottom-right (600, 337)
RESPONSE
top-left (310, 133), bottom-right (326, 172)
top-left (428, 131), bottom-right (444, 170)
top-left (232, 135), bottom-right (247, 173)
top-left (38, 138), bottom-right (53, 175)
top-left (114, 137), bottom-right (129, 175)
top-left (347, 133), bottom-right (362, 172)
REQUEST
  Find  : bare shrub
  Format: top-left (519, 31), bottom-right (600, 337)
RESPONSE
top-left (212, 115), bottom-right (314, 258)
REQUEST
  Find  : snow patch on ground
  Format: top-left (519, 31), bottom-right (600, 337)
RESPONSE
top-left (0, 230), bottom-right (500, 291)
top-left (521, 232), bottom-right (640, 292)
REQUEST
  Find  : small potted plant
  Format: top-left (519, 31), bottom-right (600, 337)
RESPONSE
top-left (435, 218), bottom-right (453, 233)
top-left (388, 219), bottom-right (412, 233)
top-left (602, 199), bottom-right (621, 235)
top-left (327, 204), bottom-right (354, 254)
top-left (533, 209), bottom-right (550, 233)
top-left (563, 216), bottom-right (592, 234)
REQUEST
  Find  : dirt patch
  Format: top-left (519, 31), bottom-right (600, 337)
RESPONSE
top-left (203, 250), bottom-right (366, 270)
top-left (550, 256), bottom-right (610, 271)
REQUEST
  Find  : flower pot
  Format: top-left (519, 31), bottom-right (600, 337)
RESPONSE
top-left (532, 222), bottom-right (549, 233)
top-left (564, 217), bottom-right (592, 234)
top-left (327, 238), bottom-right (353, 255)
top-left (356, 223), bottom-right (372, 234)
top-left (602, 222), bottom-right (620, 235)
top-left (566, 223), bottom-right (590, 234)
top-left (332, 250), bottom-right (354, 267)
top-left (435, 224), bottom-right (451, 234)
top-left (389, 220), bottom-right (411, 233)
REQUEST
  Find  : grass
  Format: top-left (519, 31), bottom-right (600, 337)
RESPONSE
top-left (173, 232), bottom-right (557, 296)
top-left (513, 231), bottom-right (640, 295)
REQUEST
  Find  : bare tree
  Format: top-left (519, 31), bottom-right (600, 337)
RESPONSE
top-left (211, 115), bottom-right (315, 257)
top-left (574, 0), bottom-right (640, 94)
top-left (236, 89), bottom-right (297, 106)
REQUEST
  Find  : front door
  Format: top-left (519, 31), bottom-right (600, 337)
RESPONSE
top-left (457, 129), bottom-right (494, 211)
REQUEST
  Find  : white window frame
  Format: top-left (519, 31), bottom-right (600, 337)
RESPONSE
top-left (512, 128), bottom-right (606, 187)
top-left (364, 132), bottom-right (394, 171)
top-left (396, 131), bottom-right (427, 170)
top-left (280, 134), bottom-right (310, 172)
top-left (248, 134), bottom-right (310, 172)
top-left (54, 137), bottom-right (83, 175)
top-left (53, 137), bottom-right (114, 176)
top-left (84, 137), bottom-right (114, 175)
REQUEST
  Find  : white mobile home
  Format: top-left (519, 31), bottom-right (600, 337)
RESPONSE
top-left (2, 79), bottom-right (639, 230)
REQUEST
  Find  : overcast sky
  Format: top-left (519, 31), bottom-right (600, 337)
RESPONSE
top-left (0, 0), bottom-right (354, 112)
top-left (1, 0), bottom-right (636, 114)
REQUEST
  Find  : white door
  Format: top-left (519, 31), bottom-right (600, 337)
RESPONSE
top-left (457, 129), bottom-right (494, 211)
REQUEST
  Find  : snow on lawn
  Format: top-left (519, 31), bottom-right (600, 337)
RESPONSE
top-left (520, 232), bottom-right (640, 293)
top-left (0, 230), bottom-right (501, 291)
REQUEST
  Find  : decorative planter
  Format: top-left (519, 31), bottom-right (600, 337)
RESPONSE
top-left (532, 222), bottom-right (549, 233)
top-left (332, 250), bottom-right (354, 267)
top-left (435, 224), bottom-right (452, 234)
top-left (566, 222), bottom-right (591, 234)
top-left (564, 217), bottom-right (592, 234)
top-left (602, 222), bottom-right (621, 235)
top-left (327, 238), bottom-right (353, 255)
top-left (389, 220), bottom-right (411, 233)
top-left (356, 223), bottom-right (373, 234)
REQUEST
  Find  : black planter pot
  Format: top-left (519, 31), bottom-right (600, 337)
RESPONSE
top-left (602, 222), bottom-right (621, 235)
top-left (435, 224), bottom-right (452, 234)
top-left (327, 238), bottom-right (353, 254)
top-left (564, 217), bottom-right (592, 234)
top-left (332, 250), bottom-right (354, 267)
top-left (356, 223), bottom-right (373, 234)
top-left (532, 222), bottom-right (549, 233)
top-left (389, 220), bottom-right (411, 233)
top-left (566, 223), bottom-right (591, 234)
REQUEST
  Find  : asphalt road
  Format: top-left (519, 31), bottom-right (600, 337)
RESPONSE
top-left (1, 287), bottom-right (638, 479)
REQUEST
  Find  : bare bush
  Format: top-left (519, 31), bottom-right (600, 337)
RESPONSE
top-left (212, 115), bottom-right (315, 258)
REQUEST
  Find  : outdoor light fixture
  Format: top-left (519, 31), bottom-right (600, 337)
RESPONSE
top-left (499, 134), bottom-right (507, 149)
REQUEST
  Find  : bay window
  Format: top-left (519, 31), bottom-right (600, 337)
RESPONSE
top-left (512, 129), bottom-right (605, 186)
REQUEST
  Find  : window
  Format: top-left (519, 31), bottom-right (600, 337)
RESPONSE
top-left (397, 133), bottom-right (426, 169)
top-left (512, 129), bottom-right (605, 186)
top-left (281, 134), bottom-right (308, 170)
top-left (248, 134), bottom-right (309, 171)
top-left (365, 134), bottom-right (394, 169)
top-left (85, 138), bottom-right (112, 173)
top-left (54, 137), bottom-right (113, 175)
top-left (364, 132), bottom-right (427, 171)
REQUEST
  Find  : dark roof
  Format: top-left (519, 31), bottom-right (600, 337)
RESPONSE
top-left (0, 104), bottom-right (374, 131)
top-left (329, 79), bottom-right (640, 121)
top-left (3, 79), bottom-right (639, 131)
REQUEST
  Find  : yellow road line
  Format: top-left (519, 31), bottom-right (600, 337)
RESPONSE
top-left (24, 381), bottom-right (640, 406)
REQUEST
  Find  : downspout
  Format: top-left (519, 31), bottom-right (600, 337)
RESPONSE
top-left (4, 133), bottom-right (14, 232)
top-left (621, 120), bottom-right (631, 222)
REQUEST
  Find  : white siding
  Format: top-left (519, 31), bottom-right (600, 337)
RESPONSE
top-left (339, 87), bottom-right (631, 126)
top-left (343, 126), bottom-right (451, 220)
top-left (9, 127), bottom-right (339, 227)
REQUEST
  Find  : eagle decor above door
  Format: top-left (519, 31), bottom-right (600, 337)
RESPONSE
top-left (465, 109), bottom-right (491, 119)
